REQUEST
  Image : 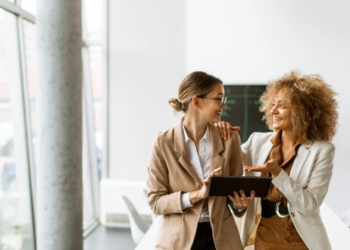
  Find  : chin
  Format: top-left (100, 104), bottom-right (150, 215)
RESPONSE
top-left (213, 117), bottom-right (221, 123)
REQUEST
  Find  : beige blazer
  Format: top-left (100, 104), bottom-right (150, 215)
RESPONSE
top-left (239, 132), bottom-right (334, 250)
top-left (147, 120), bottom-right (244, 250)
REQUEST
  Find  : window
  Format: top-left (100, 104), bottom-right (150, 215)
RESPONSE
top-left (0, 8), bottom-right (35, 250)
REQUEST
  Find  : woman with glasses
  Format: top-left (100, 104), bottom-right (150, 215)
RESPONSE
top-left (215, 71), bottom-right (338, 250)
top-left (147, 71), bottom-right (254, 250)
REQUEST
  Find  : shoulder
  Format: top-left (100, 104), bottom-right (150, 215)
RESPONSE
top-left (244, 132), bottom-right (274, 144)
top-left (308, 140), bottom-right (335, 154)
top-left (153, 127), bottom-right (175, 145)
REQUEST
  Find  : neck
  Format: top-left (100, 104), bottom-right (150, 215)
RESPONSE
top-left (183, 116), bottom-right (208, 143)
top-left (280, 129), bottom-right (299, 148)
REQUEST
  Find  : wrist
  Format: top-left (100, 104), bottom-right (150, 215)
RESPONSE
top-left (189, 190), bottom-right (203, 204)
top-left (233, 203), bottom-right (245, 212)
top-left (272, 168), bottom-right (281, 178)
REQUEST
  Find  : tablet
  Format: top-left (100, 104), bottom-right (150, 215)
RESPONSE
top-left (208, 176), bottom-right (272, 197)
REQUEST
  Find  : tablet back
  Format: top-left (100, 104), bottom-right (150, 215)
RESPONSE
top-left (208, 176), bottom-right (272, 197)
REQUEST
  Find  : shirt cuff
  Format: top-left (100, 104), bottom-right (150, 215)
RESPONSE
top-left (181, 192), bottom-right (194, 210)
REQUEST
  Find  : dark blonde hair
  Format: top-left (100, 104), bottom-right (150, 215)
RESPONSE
top-left (260, 70), bottom-right (338, 141)
top-left (169, 71), bottom-right (222, 113)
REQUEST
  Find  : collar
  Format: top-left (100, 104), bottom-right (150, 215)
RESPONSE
top-left (182, 123), bottom-right (211, 144)
top-left (270, 130), bottom-right (305, 148)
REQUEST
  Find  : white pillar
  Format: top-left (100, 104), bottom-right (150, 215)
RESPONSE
top-left (36, 1), bottom-right (82, 249)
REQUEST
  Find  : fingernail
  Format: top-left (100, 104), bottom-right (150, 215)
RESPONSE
top-left (240, 191), bottom-right (243, 194)
top-left (252, 191), bottom-right (255, 194)
top-left (234, 192), bottom-right (237, 195)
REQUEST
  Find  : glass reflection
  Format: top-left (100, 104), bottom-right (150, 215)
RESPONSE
top-left (0, 8), bottom-right (35, 250)
top-left (89, 46), bottom-right (103, 179)
top-left (20, 0), bottom-right (37, 16)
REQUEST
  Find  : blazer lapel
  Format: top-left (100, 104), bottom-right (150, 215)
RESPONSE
top-left (289, 140), bottom-right (312, 181)
top-left (174, 119), bottom-right (202, 186)
top-left (209, 123), bottom-right (225, 173)
top-left (257, 139), bottom-right (274, 166)
top-left (208, 124), bottom-right (224, 211)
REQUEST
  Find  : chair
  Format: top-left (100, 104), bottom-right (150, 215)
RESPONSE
top-left (341, 208), bottom-right (350, 228)
top-left (119, 195), bottom-right (150, 245)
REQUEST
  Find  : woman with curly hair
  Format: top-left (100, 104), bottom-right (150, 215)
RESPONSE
top-left (216, 70), bottom-right (338, 250)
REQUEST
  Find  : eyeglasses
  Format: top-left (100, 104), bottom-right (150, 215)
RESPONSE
top-left (198, 96), bottom-right (227, 107)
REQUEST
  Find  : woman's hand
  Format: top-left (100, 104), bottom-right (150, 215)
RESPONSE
top-left (190, 167), bottom-right (222, 204)
top-left (228, 190), bottom-right (255, 210)
top-left (214, 121), bottom-right (240, 140)
top-left (244, 159), bottom-right (281, 178)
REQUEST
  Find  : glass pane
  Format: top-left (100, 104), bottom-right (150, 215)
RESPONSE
top-left (89, 46), bottom-right (103, 179)
top-left (23, 20), bottom-right (37, 162)
top-left (0, 9), bottom-right (35, 250)
top-left (82, 132), bottom-right (95, 229)
top-left (84, 0), bottom-right (103, 42)
top-left (20, 0), bottom-right (37, 16)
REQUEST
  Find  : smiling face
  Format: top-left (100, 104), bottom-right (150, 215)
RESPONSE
top-left (198, 83), bottom-right (227, 123)
top-left (270, 90), bottom-right (293, 132)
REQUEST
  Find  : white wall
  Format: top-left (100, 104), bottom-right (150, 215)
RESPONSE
top-left (108, 0), bottom-right (350, 216)
top-left (186, 0), bottom-right (350, 216)
top-left (108, 0), bottom-right (186, 181)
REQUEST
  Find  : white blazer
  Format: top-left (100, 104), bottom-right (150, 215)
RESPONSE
top-left (239, 132), bottom-right (334, 250)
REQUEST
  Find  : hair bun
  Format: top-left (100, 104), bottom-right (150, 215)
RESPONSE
top-left (168, 98), bottom-right (183, 112)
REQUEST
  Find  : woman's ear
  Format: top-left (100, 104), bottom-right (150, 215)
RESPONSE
top-left (191, 96), bottom-right (200, 109)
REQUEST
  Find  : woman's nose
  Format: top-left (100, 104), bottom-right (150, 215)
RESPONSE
top-left (270, 105), bottom-right (277, 114)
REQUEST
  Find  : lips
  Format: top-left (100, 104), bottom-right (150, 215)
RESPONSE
top-left (216, 111), bottom-right (221, 116)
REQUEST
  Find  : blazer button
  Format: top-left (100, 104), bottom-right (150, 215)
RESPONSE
top-left (290, 212), bottom-right (295, 217)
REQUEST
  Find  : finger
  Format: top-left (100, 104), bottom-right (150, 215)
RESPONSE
top-left (216, 122), bottom-right (226, 139)
top-left (228, 195), bottom-right (237, 204)
top-left (212, 167), bottom-right (222, 175)
top-left (243, 165), bottom-right (257, 171)
top-left (246, 167), bottom-right (269, 172)
top-left (238, 190), bottom-right (247, 200)
top-left (203, 173), bottom-right (211, 183)
top-left (266, 159), bottom-right (273, 163)
top-left (226, 122), bottom-right (233, 139)
top-left (213, 166), bottom-right (222, 172)
top-left (228, 193), bottom-right (239, 203)
top-left (233, 191), bottom-right (243, 204)
top-left (250, 190), bottom-right (255, 200)
top-left (231, 126), bottom-right (241, 131)
top-left (221, 123), bottom-right (228, 140)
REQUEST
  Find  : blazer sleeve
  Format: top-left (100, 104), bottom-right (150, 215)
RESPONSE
top-left (272, 142), bottom-right (335, 215)
top-left (146, 134), bottom-right (186, 215)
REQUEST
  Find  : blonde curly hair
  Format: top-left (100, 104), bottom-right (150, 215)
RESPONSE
top-left (260, 70), bottom-right (338, 141)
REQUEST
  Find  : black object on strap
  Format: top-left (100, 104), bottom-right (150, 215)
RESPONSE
top-left (261, 199), bottom-right (289, 218)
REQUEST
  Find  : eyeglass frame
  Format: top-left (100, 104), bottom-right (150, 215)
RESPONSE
top-left (197, 95), bottom-right (227, 107)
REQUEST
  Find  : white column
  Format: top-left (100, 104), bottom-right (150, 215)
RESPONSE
top-left (36, 1), bottom-right (83, 250)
